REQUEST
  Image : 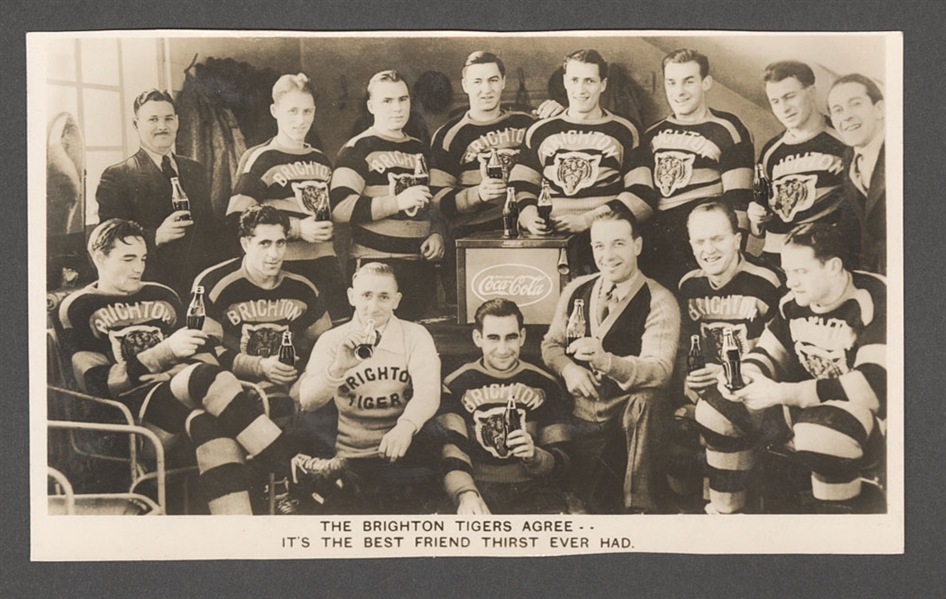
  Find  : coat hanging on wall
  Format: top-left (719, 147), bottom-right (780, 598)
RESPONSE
top-left (175, 66), bottom-right (247, 220)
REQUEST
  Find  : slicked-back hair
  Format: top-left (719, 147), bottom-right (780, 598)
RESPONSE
top-left (563, 49), bottom-right (608, 80)
top-left (473, 298), bottom-right (525, 332)
top-left (367, 70), bottom-right (408, 98)
top-left (829, 73), bottom-right (885, 105)
top-left (763, 60), bottom-right (816, 88)
top-left (272, 72), bottom-right (318, 104)
top-left (239, 205), bottom-right (290, 239)
top-left (133, 89), bottom-right (176, 117)
top-left (662, 48), bottom-right (710, 79)
top-left (783, 222), bottom-right (849, 269)
top-left (463, 51), bottom-right (506, 77)
top-left (591, 208), bottom-right (640, 239)
top-left (88, 218), bottom-right (146, 257)
top-left (351, 261), bottom-right (399, 289)
top-left (687, 201), bottom-right (740, 235)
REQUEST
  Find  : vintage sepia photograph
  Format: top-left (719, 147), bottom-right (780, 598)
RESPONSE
top-left (28, 29), bottom-right (903, 560)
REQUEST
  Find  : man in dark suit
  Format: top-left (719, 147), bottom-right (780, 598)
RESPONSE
top-left (96, 89), bottom-right (217, 298)
top-left (828, 74), bottom-right (886, 275)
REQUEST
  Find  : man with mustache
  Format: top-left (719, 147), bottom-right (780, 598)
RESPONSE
top-left (96, 89), bottom-right (217, 299)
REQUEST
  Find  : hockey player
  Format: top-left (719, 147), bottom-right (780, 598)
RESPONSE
top-left (330, 70), bottom-right (445, 321)
top-left (439, 299), bottom-right (571, 514)
top-left (227, 74), bottom-right (350, 324)
top-left (193, 205), bottom-right (332, 422)
top-left (641, 49), bottom-right (754, 289)
top-left (430, 51), bottom-right (536, 303)
top-left (542, 211), bottom-right (679, 513)
top-left (510, 49), bottom-right (654, 276)
top-left (297, 262), bottom-right (443, 513)
top-left (680, 201), bottom-right (784, 513)
top-left (718, 222), bottom-right (886, 513)
top-left (750, 61), bottom-right (848, 266)
top-left (58, 219), bottom-right (303, 515)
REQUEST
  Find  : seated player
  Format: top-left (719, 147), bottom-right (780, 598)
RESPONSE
top-left (227, 73), bottom-right (350, 324)
top-left (716, 222), bottom-right (886, 513)
top-left (297, 262), bottom-right (443, 513)
top-left (679, 202), bottom-right (783, 513)
top-left (438, 299), bottom-right (571, 514)
top-left (58, 219), bottom-right (303, 515)
top-left (542, 210), bottom-right (679, 513)
top-left (330, 70), bottom-right (445, 321)
top-left (193, 205), bottom-right (333, 511)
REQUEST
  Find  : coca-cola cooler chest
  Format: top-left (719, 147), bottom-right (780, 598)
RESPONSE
top-left (456, 232), bottom-right (571, 325)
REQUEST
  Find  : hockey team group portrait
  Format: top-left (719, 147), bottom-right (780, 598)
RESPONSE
top-left (30, 29), bottom-right (902, 557)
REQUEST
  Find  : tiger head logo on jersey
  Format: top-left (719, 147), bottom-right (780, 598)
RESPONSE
top-left (290, 180), bottom-right (330, 216)
top-left (476, 148), bottom-right (521, 181)
top-left (771, 174), bottom-right (818, 222)
top-left (794, 341), bottom-right (851, 380)
top-left (552, 152), bottom-right (602, 196)
top-left (654, 151), bottom-right (696, 197)
top-left (108, 325), bottom-right (164, 366)
top-left (702, 322), bottom-right (749, 363)
top-left (473, 405), bottom-right (525, 459)
top-left (241, 323), bottom-right (288, 357)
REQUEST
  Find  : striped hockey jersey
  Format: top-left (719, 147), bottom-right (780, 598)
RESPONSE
top-left (744, 271), bottom-right (887, 417)
top-left (758, 124), bottom-right (848, 250)
top-left (509, 110), bottom-right (654, 221)
top-left (430, 109), bottom-right (535, 235)
top-left (678, 255), bottom-right (784, 363)
top-left (228, 139), bottom-right (336, 262)
top-left (331, 128), bottom-right (443, 260)
top-left (643, 108), bottom-right (754, 214)
top-left (438, 359), bottom-right (570, 500)
top-left (193, 257), bottom-right (331, 382)
top-left (57, 282), bottom-right (185, 398)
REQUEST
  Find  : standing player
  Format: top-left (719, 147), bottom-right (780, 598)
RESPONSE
top-left (641, 49), bottom-right (754, 289)
top-left (193, 205), bottom-right (333, 423)
top-left (58, 219), bottom-right (303, 515)
top-left (297, 263), bottom-right (443, 513)
top-left (721, 223), bottom-right (886, 513)
top-left (750, 61), bottom-right (848, 266)
top-left (828, 74), bottom-right (887, 275)
top-left (96, 89), bottom-right (217, 299)
top-left (542, 211), bottom-right (679, 513)
top-left (439, 299), bottom-right (571, 514)
top-left (331, 70), bottom-right (445, 321)
top-left (227, 74), bottom-right (350, 324)
top-left (680, 202), bottom-right (784, 513)
top-left (510, 49), bottom-right (654, 276)
top-left (430, 51), bottom-right (536, 303)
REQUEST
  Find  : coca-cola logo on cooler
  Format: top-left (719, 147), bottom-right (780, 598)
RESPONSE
top-left (470, 264), bottom-right (553, 307)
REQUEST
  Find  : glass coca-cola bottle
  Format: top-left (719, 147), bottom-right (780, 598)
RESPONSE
top-left (565, 299), bottom-right (586, 357)
top-left (537, 178), bottom-right (553, 232)
top-left (502, 187), bottom-right (518, 239)
top-left (278, 330), bottom-right (296, 366)
top-left (721, 327), bottom-right (745, 390)
top-left (170, 177), bottom-right (192, 221)
top-left (687, 334), bottom-right (706, 373)
top-left (486, 148), bottom-right (505, 182)
top-left (186, 286), bottom-right (205, 330)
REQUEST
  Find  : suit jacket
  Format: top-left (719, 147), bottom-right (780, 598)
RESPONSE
top-left (96, 148), bottom-right (219, 297)
top-left (840, 143), bottom-right (886, 275)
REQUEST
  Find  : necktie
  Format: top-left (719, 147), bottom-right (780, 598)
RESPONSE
top-left (161, 154), bottom-right (177, 180)
top-left (599, 282), bottom-right (617, 323)
top-left (853, 153), bottom-right (866, 191)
